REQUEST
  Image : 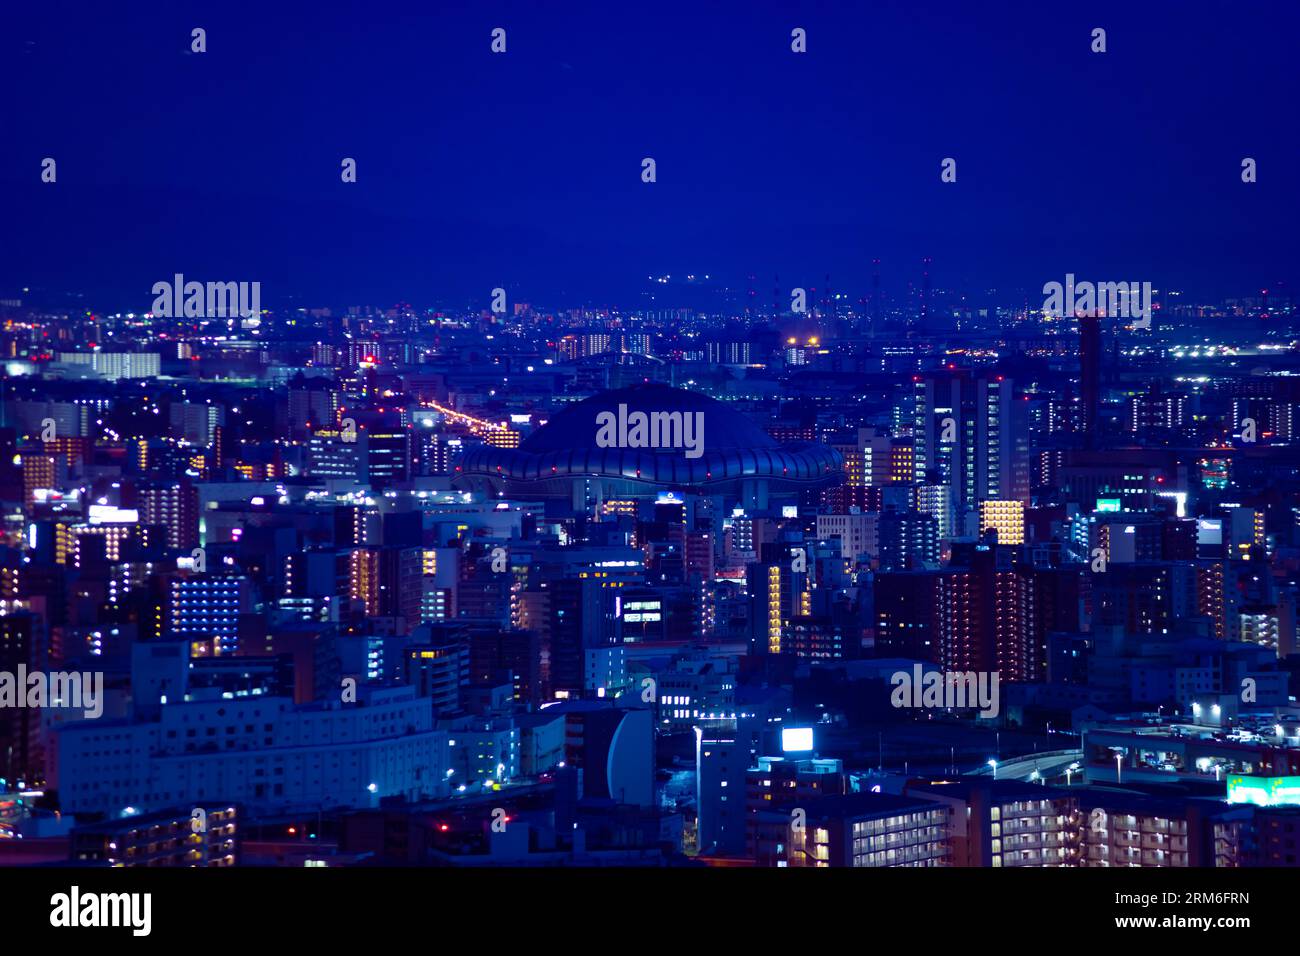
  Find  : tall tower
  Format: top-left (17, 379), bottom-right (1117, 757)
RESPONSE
top-left (918, 257), bottom-right (932, 333)
top-left (1079, 314), bottom-right (1102, 449)
top-left (871, 258), bottom-right (881, 335)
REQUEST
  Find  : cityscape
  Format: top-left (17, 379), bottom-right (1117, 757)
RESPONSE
top-left (1, 5), bottom-right (1297, 929)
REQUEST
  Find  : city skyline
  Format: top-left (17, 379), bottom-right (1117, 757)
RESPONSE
top-left (2, 4), bottom-right (1297, 936)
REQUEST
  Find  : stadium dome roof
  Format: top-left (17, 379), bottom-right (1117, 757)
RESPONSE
top-left (456, 384), bottom-right (842, 495)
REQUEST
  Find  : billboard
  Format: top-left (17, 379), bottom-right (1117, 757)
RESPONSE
top-left (1226, 775), bottom-right (1300, 807)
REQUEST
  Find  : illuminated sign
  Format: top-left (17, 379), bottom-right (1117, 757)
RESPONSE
top-left (87, 505), bottom-right (138, 524)
top-left (781, 727), bottom-right (814, 753)
top-left (1226, 775), bottom-right (1300, 807)
top-left (1096, 498), bottom-right (1122, 513)
top-left (1156, 490), bottom-right (1188, 518)
top-left (33, 489), bottom-right (81, 504)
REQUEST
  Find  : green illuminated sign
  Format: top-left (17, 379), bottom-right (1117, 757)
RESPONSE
top-left (1226, 775), bottom-right (1300, 807)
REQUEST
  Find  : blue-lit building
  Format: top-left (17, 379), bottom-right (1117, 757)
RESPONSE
top-left (457, 384), bottom-right (842, 510)
top-left (168, 574), bottom-right (252, 656)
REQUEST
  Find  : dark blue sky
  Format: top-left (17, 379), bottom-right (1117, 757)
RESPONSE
top-left (4, 0), bottom-right (1297, 311)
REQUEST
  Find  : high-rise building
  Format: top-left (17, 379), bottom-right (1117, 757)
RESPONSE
top-left (137, 480), bottom-right (200, 551)
top-left (0, 613), bottom-right (39, 782)
top-left (747, 545), bottom-right (811, 656)
top-left (915, 484), bottom-right (955, 541)
top-left (912, 370), bottom-right (1028, 514)
top-left (878, 511), bottom-right (941, 571)
top-left (1079, 314), bottom-right (1102, 448)
top-left (361, 416), bottom-right (411, 487)
top-left (545, 577), bottom-right (620, 699)
top-left (21, 452), bottom-right (58, 509)
top-left (168, 575), bottom-right (253, 656)
top-left (980, 499), bottom-right (1026, 545)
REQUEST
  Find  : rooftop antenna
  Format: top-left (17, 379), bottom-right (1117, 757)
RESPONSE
top-left (871, 258), bottom-right (881, 335)
top-left (919, 256), bottom-right (932, 332)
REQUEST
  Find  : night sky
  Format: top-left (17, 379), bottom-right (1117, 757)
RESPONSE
top-left (4, 0), bottom-right (1297, 310)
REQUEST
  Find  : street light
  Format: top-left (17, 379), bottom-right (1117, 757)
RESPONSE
top-left (988, 759), bottom-right (998, 780)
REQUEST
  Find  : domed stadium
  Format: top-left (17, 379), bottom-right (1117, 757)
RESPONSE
top-left (456, 384), bottom-right (843, 507)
